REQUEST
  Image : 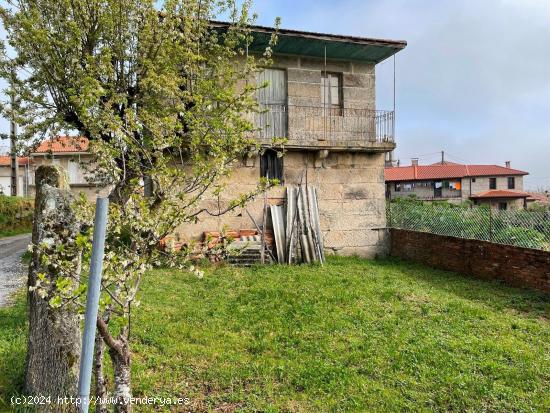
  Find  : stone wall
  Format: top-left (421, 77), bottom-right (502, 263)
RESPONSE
top-left (473, 197), bottom-right (526, 210)
top-left (284, 57), bottom-right (375, 109)
top-left (29, 154), bottom-right (109, 200)
top-left (462, 176), bottom-right (524, 199)
top-left (258, 56), bottom-right (380, 149)
top-left (390, 229), bottom-right (550, 294)
top-left (174, 150), bottom-right (389, 258)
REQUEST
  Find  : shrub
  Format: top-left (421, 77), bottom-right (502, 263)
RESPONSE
top-left (0, 195), bottom-right (33, 237)
top-left (389, 199), bottom-right (549, 251)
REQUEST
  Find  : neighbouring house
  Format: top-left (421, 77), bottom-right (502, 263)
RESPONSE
top-left (0, 155), bottom-right (31, 197)
top-left (385, 160), bottom-right (530, 210)
top-left (28, 136), bottom-right (109, 200)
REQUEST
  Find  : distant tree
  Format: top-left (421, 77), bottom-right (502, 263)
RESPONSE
top-left (0, 1), bottom-right (278, 411)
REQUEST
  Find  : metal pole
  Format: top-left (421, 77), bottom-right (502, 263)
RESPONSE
top-left (393, 54), bottom-right (396, 140)
top-left (78, 198), bottom-right (109, 413)
top-left (488, 207), bottom-right (493, 242)
top-left (10, 73), bottom-right (18, 197)
top-left (260, 175), bottom-right (268, 264)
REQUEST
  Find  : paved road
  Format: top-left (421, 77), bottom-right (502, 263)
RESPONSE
top-left (0, 233), bottom-right (31, 307)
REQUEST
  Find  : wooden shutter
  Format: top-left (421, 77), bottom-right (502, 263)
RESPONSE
top-left (256, 69), bottom-right (287, 138)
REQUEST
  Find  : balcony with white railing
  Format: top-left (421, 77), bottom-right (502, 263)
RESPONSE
top-left (253, 104), bottom-right (396, 151)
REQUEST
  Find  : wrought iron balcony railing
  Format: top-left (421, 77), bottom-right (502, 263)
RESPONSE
top-left (253, 104), bottom-right (395, 146)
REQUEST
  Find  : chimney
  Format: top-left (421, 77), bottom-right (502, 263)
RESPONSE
top-left (411, 158), bottom-right (419, 166)
top-left (505, 161), bottom-right (511, 168)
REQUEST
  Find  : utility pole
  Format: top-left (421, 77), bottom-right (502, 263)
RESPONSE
top-left (10, 74), bottom-right (19, 197)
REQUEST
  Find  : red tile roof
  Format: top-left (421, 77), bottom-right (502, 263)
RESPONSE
top-left (32, 136), bottom-right (89, 154)
top-left (526, 192), bottom-right (550, 204)
top-left (385, 163), bottom-right (528, 182)
top-left (429, 161), bottom-right (462, 166)
top-left (0, 156), bottom-right (31, 166)
top-left (470, 190), bottom-right (529, 199)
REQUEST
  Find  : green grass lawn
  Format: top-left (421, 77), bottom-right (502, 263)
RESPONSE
top-left (2, 257), bottom-right (550, 412)
top-left (0, 292), bottom-right (27, 412)
top-left (0, 228), bottom-right (31, 239)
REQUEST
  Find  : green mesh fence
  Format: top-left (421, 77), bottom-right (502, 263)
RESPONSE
top-left (387, 201), bottom-right (550, 252)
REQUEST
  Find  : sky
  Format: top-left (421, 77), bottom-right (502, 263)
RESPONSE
top-left (1, 0), bottom-right (549, 189)
top-left (251, 0), bottom-right (550, 190)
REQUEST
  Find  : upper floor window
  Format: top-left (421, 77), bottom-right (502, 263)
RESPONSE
top-left (321, 72), bottom-right (342, 111)
top-left (507, 177), bottom-right (515, 189)
top-left (489, 177), bottom-right (497, 190)
top-left (68, 159), bottom-right (80, 184)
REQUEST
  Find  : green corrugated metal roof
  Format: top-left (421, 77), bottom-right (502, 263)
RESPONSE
top-left (212, 22), bottom-right (407, 64)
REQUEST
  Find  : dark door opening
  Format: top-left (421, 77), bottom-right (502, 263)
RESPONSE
top-left (434, 181), bottom-right (443, 198)
top-left (260, 149), bottom-right (284, 182)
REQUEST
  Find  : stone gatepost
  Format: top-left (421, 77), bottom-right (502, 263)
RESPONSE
top-left (25, 165), bottom-right (82, 412)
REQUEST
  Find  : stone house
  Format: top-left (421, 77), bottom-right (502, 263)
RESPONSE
top-left (171, 23), bottom-right (407, 257)
top-left (24, 25), bottom-right (407, 258)
top-left (385, 160), bottom-right (530, 210)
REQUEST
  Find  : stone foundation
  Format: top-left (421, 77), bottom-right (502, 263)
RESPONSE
top-left (174, 150), bottom-right (389, 258)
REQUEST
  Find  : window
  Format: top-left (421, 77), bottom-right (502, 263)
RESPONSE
top-left (508, 177), bottom-right (515, 189)
top-left (395, 183), bottom-right (401, 192)
top-left (260, 149), bottom-right (283, 182)
top-left (498, 202), bottom-right (508, 211)
top-left (489, 177), bottom-right (497, 190)
top-left (472, 178), bottom-right (476, 183)
top-left (321, 72), bottom-right (342, 111)
top-left (68, 159), bottom-right (80, 184)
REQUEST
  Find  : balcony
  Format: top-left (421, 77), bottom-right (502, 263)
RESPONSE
top-left (253, 104), bottom-right (396, 152)
top-left (390, 191), bottom-right (463, 201)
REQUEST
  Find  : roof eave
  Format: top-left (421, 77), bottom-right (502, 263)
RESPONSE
top-left (210, 21), bottom-right (407, 64)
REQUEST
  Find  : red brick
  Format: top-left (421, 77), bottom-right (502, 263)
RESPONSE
top-left (390, 229), bottom-right (550, 295)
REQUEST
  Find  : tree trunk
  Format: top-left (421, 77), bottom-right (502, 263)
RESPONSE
top-left (25, 166), bottom-right (82, 412)
top-left (94, 333), bottom-right (109, 413)
top-left (110, 344), bottom-right (132, 413)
